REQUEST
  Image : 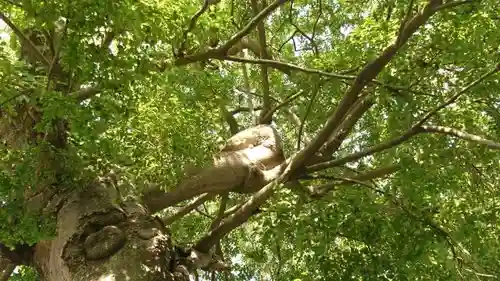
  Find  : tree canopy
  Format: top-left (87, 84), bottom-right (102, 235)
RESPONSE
top-left (0, 0), bottom-right (499, 280)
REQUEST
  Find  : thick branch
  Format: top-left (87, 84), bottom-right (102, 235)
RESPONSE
top-left (420, 125), bottom-right (500, 149)
top-left (143, 165), bottom-right (249, 213)
top-left (144, 125), bottom-right (285, 213)
top-left (321, 95), bottom-right (375, 156)
top-left (194, 179), bottom-right (280, 253)
top-left (308, 65), bottom-right (498, 173)
top-left (287, 0), bottom-right (444, 174)
top-left (193, 2), bottom-right (458, 243)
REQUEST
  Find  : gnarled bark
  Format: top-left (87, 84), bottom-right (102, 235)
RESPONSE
top-left (33, 184), bottom-right (177, 281)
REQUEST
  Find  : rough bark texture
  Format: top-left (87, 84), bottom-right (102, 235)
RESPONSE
top-left (32, 184), bottom-right (177, 281)
top-left (0, 25), bottom-right (187, 281)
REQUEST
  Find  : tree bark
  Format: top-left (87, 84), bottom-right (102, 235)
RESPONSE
top-left (31, 183), bottom-right (179, 281)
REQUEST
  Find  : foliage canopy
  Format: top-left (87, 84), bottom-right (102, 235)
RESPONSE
top-left (0, 0), bottom-right (499, 280)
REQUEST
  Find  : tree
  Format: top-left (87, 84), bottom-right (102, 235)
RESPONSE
top-left (0, 0), bottom-right (499, 280)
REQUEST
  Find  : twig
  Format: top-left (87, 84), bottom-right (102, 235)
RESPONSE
top-left (463, 268), bottom-right (497, 279)
top-left (0, 93), bottom-right (25, 107)
top-left (261, 89), bottom-right (306, 124)
top-left (415, 66), bottom-right (499, 127)
top-left (163, 194), bottom-right (215, 225)
top-left (223, 56), bottom-right (428, 95)
top-left (175, 0), bottom-right (290, 64)
top-left (230, 106), bottom-right (263, 115)
top-left (309, 0), bottom-right (323, 54)
top-left (298, 85), bottom-right (320, 150)
top-left (178, 0), bottom-right (213, 56)
top-left (240, 50), bottom-right (257, 125)
top-left (225, 56), bottom-right (357, 79)
top-left (420, 125), bottom-right (500, 149)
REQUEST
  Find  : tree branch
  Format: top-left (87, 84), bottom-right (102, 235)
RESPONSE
top-left (420, 125), bottom-right (500, 149)
top-left (220, 105), bottom-right (240, 134)
top-left (191, 2), bottom-right (464, 247)
top-left (142, 164), bottom-right (250, 213)
top-left (194, 179), bottom-right (280, 253)
top-left (223, 56), bottom-right (431, 97)
top-left (178, 0), bottom-right (214, 56)
top-left (240, 51), bottom-right (257, 125)
top-left (297, 84), bottom-right (322, 150)
top-left (396, 0), bottom-right (414, 45)
top-left (308, 65), bottom-right (499, 173)
top-left (230, 106), bottom-right (263, 115)
top-left (70, 87), bottom-right (102, 102)
top-left (209, 193), bottom-right (229, 230)
top-left (415, 66), bottom-right (499, 127)
top-left (163, 193), bottom-right (215, 225)
top-left (321, 94), bottom-right (375, 156)
top-left (175, 0), bottom-right (289, 65)
top-left (286, 0), bottom-right (444, 175)
top-left (224, 56), bottom-right (357, 80)
top-left (350, 165), bottom-right (400, 181)
top-left (250, 0), bottom-right (273, 124)
top-left (0, 12), bottom-right (51, 66)
top-left (261, 89), bottom-right (306, 124)
top-left (433, 0), bottom-right (475, 12)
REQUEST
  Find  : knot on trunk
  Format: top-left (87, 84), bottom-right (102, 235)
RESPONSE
top-left (84, 225), bottom-right (126, 260)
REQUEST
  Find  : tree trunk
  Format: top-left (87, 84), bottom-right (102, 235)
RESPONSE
top-left (31, 183), bottom-right (180, 281)
top-left (0, 21), bottom-right (284, 281)
top-left (0, 25), bottom-right (190, 281)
